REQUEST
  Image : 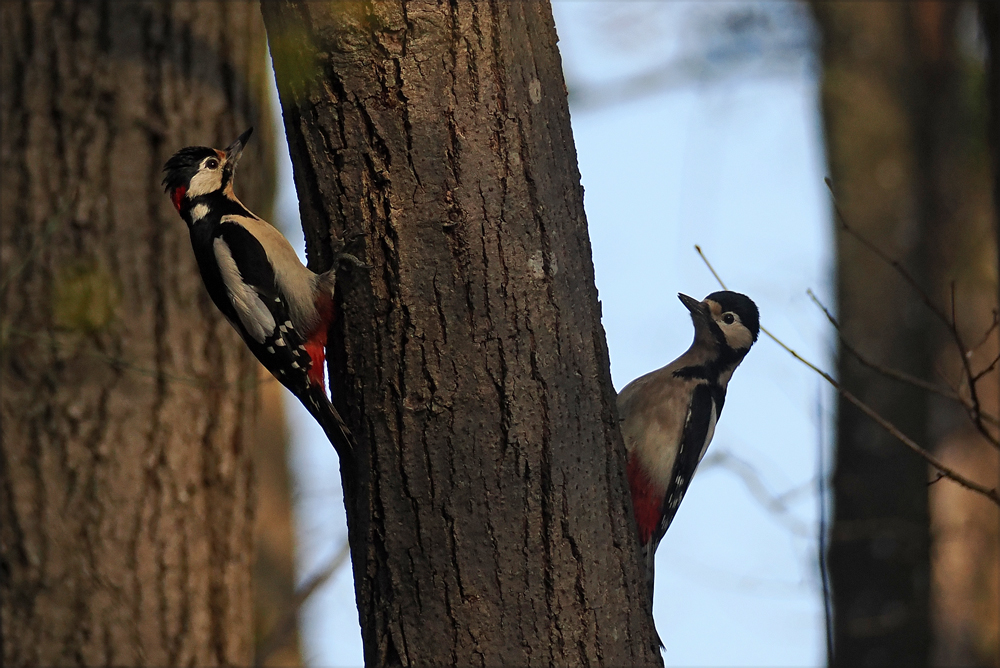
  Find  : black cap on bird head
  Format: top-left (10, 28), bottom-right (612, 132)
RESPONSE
top-left (677, 290), bottom-right (760, 352)
top-left (162, 128), bottom-right (253, 206)
top-left (705, 290), bottom-right (760, 343)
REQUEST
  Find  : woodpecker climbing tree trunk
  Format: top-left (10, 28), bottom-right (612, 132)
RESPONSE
top-left (0, 3), bottom-right (277, 665)
top-left (261, 2), bottom-right (660, 665)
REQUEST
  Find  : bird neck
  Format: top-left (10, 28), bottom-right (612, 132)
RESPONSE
top-left (671, 344), bottom-right (746, 388)
top-left (180, 190), bottom-right (257, 228)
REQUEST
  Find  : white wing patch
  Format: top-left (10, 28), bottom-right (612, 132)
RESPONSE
top-left (213, 237), bottom-right (275, 343)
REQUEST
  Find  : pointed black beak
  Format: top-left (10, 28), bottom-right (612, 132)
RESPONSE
top-left (678, 293), bottom-right (708, 319)
top-left (225, 127), bottom-right (253, 166)
top-left (677, 292), bottom-right (705, 313)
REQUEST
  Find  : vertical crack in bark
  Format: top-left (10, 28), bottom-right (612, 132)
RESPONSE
top-left (262, 0), bottom-right (659, 663)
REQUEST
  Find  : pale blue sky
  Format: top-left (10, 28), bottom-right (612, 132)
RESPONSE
top-left (273, 3), bottom-right (835, 665)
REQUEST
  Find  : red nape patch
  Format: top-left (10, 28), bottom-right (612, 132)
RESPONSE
top-left (627, 454), bottom-right (665, 545)
top-left (171, 186), bottom-right (186, 211)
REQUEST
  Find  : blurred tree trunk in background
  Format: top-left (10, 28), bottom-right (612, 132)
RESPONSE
top-left (252, 371), bottom-right (303, 667)
top-left (0, 2), bottom-right (283, 665)
top-left (813, 2), bottom-right (999, 667)
top-left (261, 1), bottom-right (660, 665)
top-left (984, 3), bottom-right (1000, 330)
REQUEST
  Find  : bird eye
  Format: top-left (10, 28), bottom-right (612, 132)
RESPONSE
top-left (205, 158), bottom-right (219, 170)
top-left (723, 313), bottom-right (736, 325)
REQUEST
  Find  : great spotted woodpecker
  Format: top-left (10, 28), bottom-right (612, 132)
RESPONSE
top-left (163, 128), bottom-right (356, 461)
top-left (618, 291), bottom-right (759, 644)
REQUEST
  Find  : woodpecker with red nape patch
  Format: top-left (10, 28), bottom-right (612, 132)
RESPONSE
top-left (163, 128), bottom-right (357, 461)
top-left (618, 290), bottom-right (759, 646)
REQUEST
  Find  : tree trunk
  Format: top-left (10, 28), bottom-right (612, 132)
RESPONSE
top-left (813, 2), bottom-right (1000, 666)
top-left (261, 1), bottom-right (659, 665)
top-left (0, 2), bottom-right (274, 665)
top-left (252, 370), bottom-right (303, 667)
top-left (812, 3), bottom-right (935, 666)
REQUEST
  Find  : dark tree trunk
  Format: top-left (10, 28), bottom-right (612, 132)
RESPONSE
top-left (985, 2), bottom-right (1000, 322)
top-left (812, 3), bottom-right (935, 666)
top-left (252, 371), bottom-right (303, 667)
top-left (261, 1), bottom-right (660, 665)
top-left (813, 2), bottom-right (1000, 666)
top-left (0, 2), bottom-right (274, 665)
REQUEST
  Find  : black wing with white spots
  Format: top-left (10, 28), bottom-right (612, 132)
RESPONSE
top-left (212, 222), bottom-right (316, 390)
top-left (651, 382), bottom-right (718, 550)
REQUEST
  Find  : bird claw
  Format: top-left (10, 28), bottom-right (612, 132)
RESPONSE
top-left (333, 251), bottom-right (369, 271)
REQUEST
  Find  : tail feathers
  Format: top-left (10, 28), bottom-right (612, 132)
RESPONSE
top-left (302, 386), bottom-right (356, 462)
top-left (641, 541), bottom-right (666, 651)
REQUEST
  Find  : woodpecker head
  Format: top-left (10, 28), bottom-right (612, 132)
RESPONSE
top-left (679, 291), bottom-right (759, 359)
top-left (162, 127), bottom-right (253, 213)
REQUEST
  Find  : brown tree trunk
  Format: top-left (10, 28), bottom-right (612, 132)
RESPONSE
top-left (813, 3), bottom-right (935, 666)
top-left (0, 2), bottom-right (274, 665)
top-left (813, 2), bottom-right (1000, 666)
top-left (252, 370), bottom-right (303, 668)
top-left (261, 1), bottom-right (660, 665)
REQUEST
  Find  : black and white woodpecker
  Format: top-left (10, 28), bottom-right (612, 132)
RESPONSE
top-left (163, 128), bottom-right (356, 461)
top-left (618, 291), bottom-right (759, 643)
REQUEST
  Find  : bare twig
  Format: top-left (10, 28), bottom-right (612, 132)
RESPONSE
top-left (806, 290), bottom-right (1000, 429)
top-left (694, 246), bottom-right (1000, 507)
top-left (823, 178), bottom-right (952, 330)
top-left (969, 310), bottom-right (999, 354)
top-left (255, 541), bottom-right (352, 666)
top-left (815, 388), bottom-right (833, 666)
top-left (807, 290), bottom-right (964, 402)
top-left (769, 324), bottom-right (999, 504)
top-left (972, 352), bottom-right (1000, 383)
top-left (824, 178), bottom-right (998, 449)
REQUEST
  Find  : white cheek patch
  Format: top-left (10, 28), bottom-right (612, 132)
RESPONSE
top-left (214, 238), bottom-right (275, 343)
top-left (187, 168), bottom-right (223, 198)
top-left (190, 203), bottom-right (209, 221)
top-left (724, 324), bottom-right (754, 351)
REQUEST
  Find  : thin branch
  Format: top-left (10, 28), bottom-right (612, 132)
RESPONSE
top-left (972, 352), bottom-right (1000, 383)
top-left (806, 290), bottom-right (1000, 429)
top-left (695, 246), bottom-right (1000, 507)
top-left (824, 178), bottom-right (998, 449)
top-left (695, 245), bottom-right (728, 289)
top-left (815, 386), bottom-right (833, 666)
top-left (255, 541), bottom-right (352, 666)
top-left (807, 290), bottom-right (964, 402)
top-left (766, 325), bottom-right (999, 505)
top-left (824, 178), bottom-right (953, 330)
top-left (969, 310), bottom-right (999, 354)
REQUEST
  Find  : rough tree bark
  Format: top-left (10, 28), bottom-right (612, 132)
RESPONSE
top-left (1, 2), bottom-right (274, 665)
top-left (261, 1), bottom-right (660, 665)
